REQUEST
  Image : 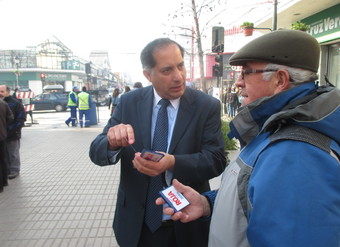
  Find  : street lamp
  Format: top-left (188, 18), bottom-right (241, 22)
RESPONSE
top-left (14, 56), bottom-right (20, 89)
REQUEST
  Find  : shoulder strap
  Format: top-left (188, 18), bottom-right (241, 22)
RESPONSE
top-left (270, 125), bottom-right (332, 153)
top-left (240, 124), bottom-right (338, 222)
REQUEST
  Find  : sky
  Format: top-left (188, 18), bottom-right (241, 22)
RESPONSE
top-left (0, 0), bottom-right (290, 82)
top-left (0, 0), bottom-right (178, 82)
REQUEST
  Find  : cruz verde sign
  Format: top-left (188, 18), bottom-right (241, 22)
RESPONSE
top-left (303, 4), bottom-right (340, 43)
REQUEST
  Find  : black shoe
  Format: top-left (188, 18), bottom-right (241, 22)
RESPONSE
top-left (65, 121), bottom-right (70, 127)
top-left (8, 172), bottom-right (19, 179)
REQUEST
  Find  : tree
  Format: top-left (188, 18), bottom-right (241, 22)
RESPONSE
top-left (165, 0), bottom-right (228, 93)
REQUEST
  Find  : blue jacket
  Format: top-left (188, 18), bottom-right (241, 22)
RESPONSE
top-left (207, 82), bottom-right (340, 247)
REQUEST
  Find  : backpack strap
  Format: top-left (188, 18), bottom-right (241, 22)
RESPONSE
top-left (270, 125), bottom-right (332, 153)
top-left (239, 124), bottom-right (339, 221)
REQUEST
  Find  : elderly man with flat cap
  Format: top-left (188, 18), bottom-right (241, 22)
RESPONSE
top-left (157, 30), bottom-right (340, 247)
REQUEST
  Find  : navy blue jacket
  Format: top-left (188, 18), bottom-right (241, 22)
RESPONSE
top-left (4, 96), bottom-right (26, 140)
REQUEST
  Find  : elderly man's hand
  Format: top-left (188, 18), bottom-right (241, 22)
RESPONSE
top-left (156, 179), bottom-right (211, 223)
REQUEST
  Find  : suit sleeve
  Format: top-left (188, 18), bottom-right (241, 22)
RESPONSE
top-left (89, 102), bottom-right (123, 166)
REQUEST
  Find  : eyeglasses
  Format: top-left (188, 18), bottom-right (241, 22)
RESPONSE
top-left (238, 69), bottom-right (278, 79)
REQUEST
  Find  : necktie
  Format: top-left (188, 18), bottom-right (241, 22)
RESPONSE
top-left (145, 99), bottom-right (170, 233)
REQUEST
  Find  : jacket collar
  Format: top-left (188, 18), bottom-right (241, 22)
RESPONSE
top-left (228, 82), bottom-right (318, 146)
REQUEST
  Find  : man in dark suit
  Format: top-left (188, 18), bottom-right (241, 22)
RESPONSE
top-left (89, 38), bottom-right (226, 247)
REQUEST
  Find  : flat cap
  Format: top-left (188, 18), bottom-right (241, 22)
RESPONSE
top-left (229, 29), bottom-right (320, 72)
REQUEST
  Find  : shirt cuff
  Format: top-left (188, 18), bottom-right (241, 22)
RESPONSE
top-left (108, 148), bottom-right (122, 163)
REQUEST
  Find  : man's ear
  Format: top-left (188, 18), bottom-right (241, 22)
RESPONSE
top-left (143, 70), bottom-right (151, 82)
top-left (276, 70), bottom-right (290, 91)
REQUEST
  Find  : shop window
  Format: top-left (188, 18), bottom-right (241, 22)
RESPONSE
top-left (328, 43), bottom-right (340, 89)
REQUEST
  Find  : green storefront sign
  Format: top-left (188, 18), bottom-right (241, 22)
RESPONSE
top-left (61, 60), bottom-right (81, 70)
top-left (303, 3), bottom-right (340, 43)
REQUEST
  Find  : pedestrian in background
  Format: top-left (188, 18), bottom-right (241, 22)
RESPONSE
top-left (124, 86), bottom-right (131, 94)
top-left (133, 81), bottom-right (143, 90)
top-left (157, 30), bottom-right (340, 247)
top-left (65, 86), bottom-right (79, 127)
top-left (12, 88), bottom-right (22, 103)
top-left (222, 88), bottom-right (227, 115)
top-left (0, 85), bottom-right (26, 179)
top-left (78, 86), bottom-right (92, 128)
top-left (0, 98), bottom-right (13, 192)
top-left (225, 87), bottom-right (231, 116)
top-left (90, 38), bottom-right (226, 247)
top-left (25, 89), bottom-right (34, 124)
top-left (228, 86), bottom-right (238, 118)
top-left (108, 88), bottom-right (120, 116)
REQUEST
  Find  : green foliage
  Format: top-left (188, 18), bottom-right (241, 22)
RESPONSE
top-left (241, 22), bottom-right (254, 28)
top-left (291, 21), bottom-right (310, 31)
top-left (221, 119), bottom-right (237, 152)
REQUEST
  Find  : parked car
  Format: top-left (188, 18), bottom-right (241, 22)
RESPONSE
top-left (31, 93), bottom-right (69, 112)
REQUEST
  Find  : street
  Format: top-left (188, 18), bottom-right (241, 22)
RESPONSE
top-left (0, 106), bottom-right (226, 247)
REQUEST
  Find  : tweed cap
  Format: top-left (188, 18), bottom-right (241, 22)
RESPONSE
top-left (229, 30), bottom-right (320, 72)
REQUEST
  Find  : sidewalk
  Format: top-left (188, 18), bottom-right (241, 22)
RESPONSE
top-left (0, 109), bottom-right (120, 247)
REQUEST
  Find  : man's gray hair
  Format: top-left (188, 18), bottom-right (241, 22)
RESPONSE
top-left (263, 63), bottom-right (318, 85)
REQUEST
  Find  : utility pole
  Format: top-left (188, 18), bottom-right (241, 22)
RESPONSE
top-left (14, 56), bottom-right (20, 89)
top-left (272, 0), bottom-right (278, 31)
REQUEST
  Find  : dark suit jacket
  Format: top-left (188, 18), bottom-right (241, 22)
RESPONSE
top-left (89, 86), bottom-right (226, 247)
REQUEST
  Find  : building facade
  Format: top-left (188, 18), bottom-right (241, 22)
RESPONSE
top-left (207, 1), bottom-right (340, 92)
top-left (303, 3), bottom-right (340, 88)
top-left (0, 36), bottom-right (116, 95)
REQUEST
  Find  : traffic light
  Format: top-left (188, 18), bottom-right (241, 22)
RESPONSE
top-left (85, 62), bottom-right (91, 74)
top-left (212, 26), bottom-right (224, 53)
top-left (40, 73), bottom-right (46, 82)
top-left (213, 55), bottom-right (223, 77)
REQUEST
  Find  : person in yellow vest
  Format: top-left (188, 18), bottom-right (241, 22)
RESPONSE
top-left (78, 86), bottom-right (92, 128)
top-left (65, 86), bottom-right (79, 127)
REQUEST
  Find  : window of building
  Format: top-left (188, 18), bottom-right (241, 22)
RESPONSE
top-left (328, 43), bottom-right (340, 89)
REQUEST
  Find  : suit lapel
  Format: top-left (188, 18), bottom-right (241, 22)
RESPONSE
top-left (137, 87), bottom-right (154, 150)
top-left (169, 88), bottom-right (197, 153)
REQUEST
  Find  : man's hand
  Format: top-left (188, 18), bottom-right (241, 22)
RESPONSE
top-left (156, 179), bottom-right (211, 223)
top-left (132, 152), bottom-right (175, 176)
top-left (107, 124), bottom-right (135, 150)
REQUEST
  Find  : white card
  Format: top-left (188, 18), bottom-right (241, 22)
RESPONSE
top-left (159, 185), bottom-right (190, 212)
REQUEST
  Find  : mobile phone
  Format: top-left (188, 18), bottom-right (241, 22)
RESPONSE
top-left (140, 149), bottom-right (164, 162)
